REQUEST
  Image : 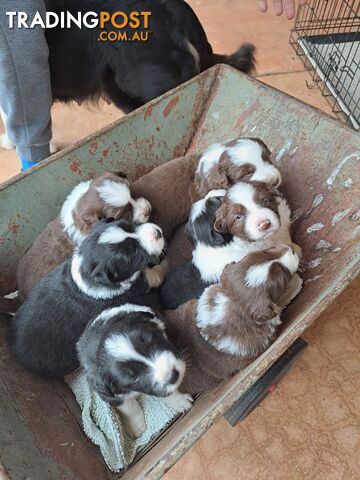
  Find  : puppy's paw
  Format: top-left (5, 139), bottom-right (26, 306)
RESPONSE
top-left (165, 392), bottom-right (194, 413)
top-left (125, 412), bottom-right (146, 439)
top-left (145, 262), bottom-right (168, 289)
top-left (116, 404), bottom-right (146, 439)
top-left (0, 133), bottom-right (14, 150)
top-left (50, 140), bottom-right (59, 154)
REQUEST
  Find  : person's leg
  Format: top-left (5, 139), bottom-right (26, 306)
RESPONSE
top-left (0, 0), bottom-right (52, 170)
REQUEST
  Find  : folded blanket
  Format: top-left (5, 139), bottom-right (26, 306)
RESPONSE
top-left (65, 370), bottom-right (179, 473)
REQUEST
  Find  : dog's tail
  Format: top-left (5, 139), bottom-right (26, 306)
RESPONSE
top-left (213, 43), bottom-right (256, 74)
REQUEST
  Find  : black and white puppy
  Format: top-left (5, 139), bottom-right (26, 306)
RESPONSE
top-left (160, 190), bottom-right (228, 309)
top-left (77, 303), bottom-right (191, 438)
top-left (8, 218), bottom-right (165, 378)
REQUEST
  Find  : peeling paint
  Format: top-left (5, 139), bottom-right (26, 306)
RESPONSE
top-left (343, 177), bottom-right (353, 188)
top-left (307, 223), bottom-right (324, 234)
top-left (315, 239), bottom-right (332, 251)
top-left (306, 194), bottom-right (324, 216)
top-left (250, 125), bottom-right (257, 133)
top-left (307, 258), bottom-right (323, 269)
top-left (275, 140), bottom-right (292, 164)
top-left (163, 96), bottom-right (179, 118)
top-left (326, 152), bottom-right (360, 189)
top-left (305, 275), bottom-right (324, 285)
top-left (212, 112), bottom-right (220, 120)
top-left (144, 105), bottom-right (153, 120)
top-left (350, 210), bottom-right (360, 222)
top-left (332, 247), bottom-right (342, 253)
top-left (331, 209), bottom-right (351, 226)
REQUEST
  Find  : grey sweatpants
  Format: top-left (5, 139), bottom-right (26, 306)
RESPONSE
top-left (0, 0), bottom-right (52, 163)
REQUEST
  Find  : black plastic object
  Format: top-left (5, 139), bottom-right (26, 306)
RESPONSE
top-left (223, 338), bottom-right (307, 426)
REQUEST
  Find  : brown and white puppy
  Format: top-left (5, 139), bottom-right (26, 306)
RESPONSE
top-left (189, 181), bottom-right (300, 286)
top-left (16, 172), bottom-right (152, 299)
top-left (165, 245), bottom-right (300, 395)
top-left (132, 138), bottom-right (281, 241)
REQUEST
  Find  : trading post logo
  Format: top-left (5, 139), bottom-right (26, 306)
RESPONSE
top-left (6, 10), bottom-right (152, 42)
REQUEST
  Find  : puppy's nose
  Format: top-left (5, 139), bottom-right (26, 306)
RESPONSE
top-left (154, 228), bottom-right (162, 239)
top-left (168, 368), bottom-right (179, 385)
top-left (258, 219), bottom-right (271, 231)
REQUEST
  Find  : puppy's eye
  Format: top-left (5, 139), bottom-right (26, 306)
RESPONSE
top-left (235, 214), bottom-right (243, 220)
top-left (262, 199), bottom-right (270, 207)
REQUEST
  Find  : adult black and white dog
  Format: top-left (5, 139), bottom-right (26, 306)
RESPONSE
top-left (45, 0), bottom-right (255, 112)
top-left (77, 303), bottom-right (192, 438)
top-left (160, 190), bottom-right (229, 309)
top-left (8, 218), bottom-right (166, 378)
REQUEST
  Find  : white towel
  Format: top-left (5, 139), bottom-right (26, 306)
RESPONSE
top-left (65, 371), bottom-right (179, 473)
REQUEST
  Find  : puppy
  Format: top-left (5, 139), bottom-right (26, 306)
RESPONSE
top-left (192, 180), bottom-right (300, 283)
top-left (132, 138), bottom-right (281, 240)
top-left (162, 181), bottom-right (298, 309)
top-left (160, 190), bottom-right (228, 309)
top-left (165, 245), bottom-right (300, 394)
top-left (16, 171), bottom-right (151, 299)
top-left (77, 304), bottom-right (191, 438)
top-left (8, 218), bottom-right (165, 378)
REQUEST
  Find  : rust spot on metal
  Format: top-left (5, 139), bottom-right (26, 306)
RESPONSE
top-left (89, 141), bottom-right (98, 155)
top-left (156, 126), bottom-right (161, 132)
top-left (144, 105), bottom-right (153, 120)
top-left (163, 96), bottom-right (179, 118)
top-left (8, 221), bottom-right (19, 234)
top-left (69, 161), bottom-right (82, 175)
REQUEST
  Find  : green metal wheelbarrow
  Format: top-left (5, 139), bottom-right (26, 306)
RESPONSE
top-left (0, 65), bottom-right (359, 479)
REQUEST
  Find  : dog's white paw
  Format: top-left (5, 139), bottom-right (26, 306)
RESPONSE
top-left (116, 398), bottom-right (146, 439)
top-left (165, 392), bottom-right (194, 413)
top-left (50, 140), bottom-right (59, 154)
top-left (123, 410), bottom-right (146, 439)
top-left (0, 132), bottom-right (15, 150)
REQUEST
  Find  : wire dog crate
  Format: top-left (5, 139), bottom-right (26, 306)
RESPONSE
top-left (290, 0), bottom-right (360, 129)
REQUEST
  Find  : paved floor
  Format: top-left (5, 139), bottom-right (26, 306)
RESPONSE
top-left (0, 1), bottom-right (358, 479)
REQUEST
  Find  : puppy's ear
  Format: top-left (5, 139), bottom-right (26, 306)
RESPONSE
top-left (195, 170), bottom-right (228, 198)
top-left (219, 152), bottom-right (255, 183)
top-left (105, 170), bottom-right (128, 179)
top-left (249, 298), bottom-right (278, 323)
top-left (267, 263), bottom-right (292, 302)
top-left (73, 208), bottom-right (101, 235)
top-left (213, 203), bottom-right (228, 234)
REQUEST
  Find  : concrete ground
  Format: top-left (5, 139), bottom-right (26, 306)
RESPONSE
top-left (0, 1), bottom-right (359, 479)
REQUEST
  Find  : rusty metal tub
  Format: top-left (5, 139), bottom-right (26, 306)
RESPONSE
top-left (0, 65), bottom-right (359, 479)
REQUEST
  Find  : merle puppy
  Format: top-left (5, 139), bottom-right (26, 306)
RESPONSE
top-left (8, 218), bottom-right (165, 378)
top-left (160, 190), bottom-right (228, 309)
top-left (45, 0), bottom-right (255, 112)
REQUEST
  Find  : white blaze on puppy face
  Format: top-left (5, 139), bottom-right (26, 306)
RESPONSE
top-left (96, 180), bottom-right (132, 207)
top-left (98, 225), bottom-right (137, 244)
top-left (227, 139), bottom-right (281, 187)
top-left (151, 351), bottom-right (185, 391)
top-left (197, 143), bottom-right (227, 174)
top-left (105, 335), bottom-right (185, 394)
top-left (245, 246), bottom-right (300, 288)
top-left (136, 223), bottom-right (164, 255)
top-left (97, 180), bottom-right (151, 224)
top-left (228, 183), bottom-right (280, 241)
